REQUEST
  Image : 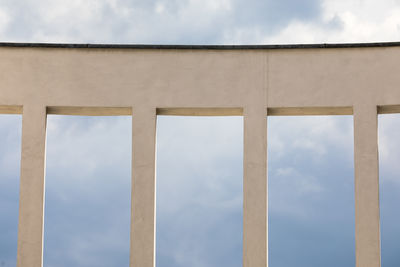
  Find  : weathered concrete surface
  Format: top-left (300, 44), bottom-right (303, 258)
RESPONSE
top-left (1, 46), bottom-right (400, 109)
top-left (0, 43), bottom-right (397, 267)
top-left (354, 105), bottom-right (381, 267)
top-left (131, 107), bottom-right (157, 267)
top-left (243, 107), bottom-right (268, 267)
top-left (17, 105), bottom-right (47, 267)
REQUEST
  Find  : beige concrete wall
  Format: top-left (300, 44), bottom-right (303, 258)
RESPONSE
top-left (1, 45), bottom-right (398, 267)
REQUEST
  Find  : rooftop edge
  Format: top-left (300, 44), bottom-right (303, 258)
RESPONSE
top-left (1, 41), bottom-right (400, 50)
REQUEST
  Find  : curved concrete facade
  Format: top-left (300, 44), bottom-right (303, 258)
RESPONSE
top-left (1, 42), bottom-right (398, 267)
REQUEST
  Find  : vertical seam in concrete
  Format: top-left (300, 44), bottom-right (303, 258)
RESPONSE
top-left (264, 50), bottom-right (269, 267)
top-left (265, 51), bottom-right (269, 111)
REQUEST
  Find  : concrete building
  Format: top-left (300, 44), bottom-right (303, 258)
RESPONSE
top-left (1, 42), bottom-right (399, 267)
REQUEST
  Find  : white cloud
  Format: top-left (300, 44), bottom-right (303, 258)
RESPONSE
top-left (1, 0), bottom-right (400, 44)
top-left (0, 7), bottom-right (10, 36)
top-left (261, 0), bottom-right (400, 44)
top-left (0, 0), bottom-right (234, 43)
top-left (268, 116), bottom-right (354, 162)
top-left (155, 2), bottom-right (165, 14)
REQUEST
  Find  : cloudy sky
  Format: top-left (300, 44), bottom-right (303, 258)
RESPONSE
top-left (1, 0), bottom-right (400, 44)
top-left (0, 0), bottom-right (400, 267)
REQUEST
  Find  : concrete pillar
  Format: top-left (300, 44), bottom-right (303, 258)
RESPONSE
top-left (130, 107), bottom-right (157, 267)
top-left (354, 104), bottom-right (381, 267)
top-left (16, 105), bottom-right (47, 267)
top-left (243, 106), bottom-right (268, 267)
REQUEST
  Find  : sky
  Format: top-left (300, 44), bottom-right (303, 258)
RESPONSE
top-left (0, 0), bottom-right (400, 266)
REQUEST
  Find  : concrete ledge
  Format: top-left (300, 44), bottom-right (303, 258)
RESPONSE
top-left (267, 106), bottom-right (353, 116)
top-left (47, 106), bottom-right (132, 116)
top-left (43, 106), bottom-right (359, 116)
top-left (0, 105), bottom-right (23, 114)
top-left (157, 108), bottom-right (243, 116)
top-left (378, 105), bottom-right (400, 114)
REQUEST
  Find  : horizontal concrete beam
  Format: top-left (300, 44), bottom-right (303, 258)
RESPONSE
top-left (267, 107), bottom-right (353, 116)
top-left (47, 106), bottom-right (132, 116)
top-left (12, 106), bottom-right (400, 117)
top-left (156, 108), bottom-right (243, 116)
top-left (377, 105), bottom-right (400, 114)
top-left (1, 106), bottom-right (378, 117)
top-left (0, 105), bottom-right (23, 114)
top-left (48, 107), bottom-right (243, 116)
